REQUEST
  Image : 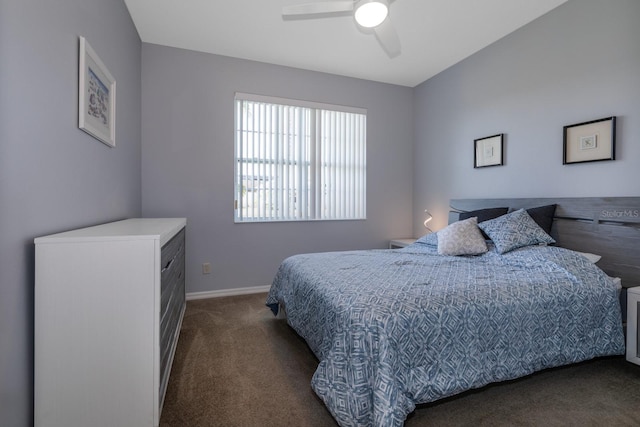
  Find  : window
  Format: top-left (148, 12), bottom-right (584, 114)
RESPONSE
top-left (234, 93), bottom-right (366, 222)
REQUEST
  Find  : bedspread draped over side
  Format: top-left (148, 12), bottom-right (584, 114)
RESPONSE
top-left (266, 243), bottom-right (625, 427)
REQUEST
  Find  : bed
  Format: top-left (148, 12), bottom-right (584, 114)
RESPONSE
top-left (266, 197), bottom-right (640, 427)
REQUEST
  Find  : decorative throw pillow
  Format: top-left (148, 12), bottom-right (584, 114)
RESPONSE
top-left (478, 208), bottom-right (556, 254)
top-left (459, 207), bottom-right (508, 239)
top-left (437, 217), bottom-right (488, 256)
top-left (524, 204), bottom-right (557, 234)
top-left (459, 207), bottom-right (509, 223)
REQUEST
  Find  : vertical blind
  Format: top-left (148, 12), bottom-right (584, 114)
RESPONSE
top-left (234, 93), bottom-right (366, 222)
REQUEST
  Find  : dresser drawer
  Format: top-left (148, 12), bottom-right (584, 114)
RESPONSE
top-left (161, 229), bottom-right (184, 287)
top-left (160, 229), bottom-right (185, 316)
top-left (159, 227), bottom-right (186, 400)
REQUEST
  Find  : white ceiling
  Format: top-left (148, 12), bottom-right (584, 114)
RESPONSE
top-left (124, 0), bottom-right (568, 87)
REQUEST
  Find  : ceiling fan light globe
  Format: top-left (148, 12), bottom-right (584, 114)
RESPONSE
top-left (355, 0), bottom-right (388, 28)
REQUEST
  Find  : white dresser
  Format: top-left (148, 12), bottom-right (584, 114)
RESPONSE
top-left (34, 218), bottom-right (187, 427)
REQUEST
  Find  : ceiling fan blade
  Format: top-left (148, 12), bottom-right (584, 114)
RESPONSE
top-left (282, 1), bottom-right (354, 17)
top-left (374, 17), bottom-right (401, 58)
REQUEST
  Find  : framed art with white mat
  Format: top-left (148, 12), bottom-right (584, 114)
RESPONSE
top-left (78, 36), bottom-right (116, 147)
top-left (474, 133), bottom-right (504, 168)
top-left (563, 116), bottom-right (615, 164)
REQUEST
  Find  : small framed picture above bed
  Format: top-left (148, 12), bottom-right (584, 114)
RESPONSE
top-left (474, 133), bottom-right (504, 168)
top-left (563, 116), bottom-right (616, 165)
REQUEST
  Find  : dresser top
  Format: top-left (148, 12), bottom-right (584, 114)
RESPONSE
top-left (35, 218), bottom-right (186, 247)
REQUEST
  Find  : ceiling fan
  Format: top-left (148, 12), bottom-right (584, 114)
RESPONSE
top-left (282, 0), bottom-right (401, 58)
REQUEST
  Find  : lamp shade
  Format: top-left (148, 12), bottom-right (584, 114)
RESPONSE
top-left (354, 0), bottom-right (388, 28)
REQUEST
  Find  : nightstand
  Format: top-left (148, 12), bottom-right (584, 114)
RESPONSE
top-left (389, 238), bottom-right (417, 249)
top-left (627, 286), bottom-right (640, 366)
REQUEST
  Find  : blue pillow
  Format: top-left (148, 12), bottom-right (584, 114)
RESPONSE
top-left (477, 208), bottom-right (555, 254)
top-left (459, 207), bottom-right (508, 239)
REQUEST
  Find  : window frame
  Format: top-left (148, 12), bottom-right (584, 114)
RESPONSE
top-left (234, 92), bottom-right (367, 223)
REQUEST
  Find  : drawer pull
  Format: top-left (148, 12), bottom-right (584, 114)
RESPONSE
top-left (161, 258), bottom-right (174, 273)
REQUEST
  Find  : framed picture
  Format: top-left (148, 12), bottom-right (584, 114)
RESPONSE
top-left (563, 116), bottom-right (615, 164)
top-left (79, 36), bottom-right (116, 147)
top-left (474, 134), bottom-right (504, 168)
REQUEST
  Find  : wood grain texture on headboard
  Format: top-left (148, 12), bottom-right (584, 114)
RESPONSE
top-left (449, 197), bottom-right (640, 290)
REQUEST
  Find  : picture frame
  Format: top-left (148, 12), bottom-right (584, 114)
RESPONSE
top-left (79, 36), bottom-right (116, 147)
top-left (563, 116), bottom-right (615, 165)
top-left (474, 134), bottom-right (504, 168)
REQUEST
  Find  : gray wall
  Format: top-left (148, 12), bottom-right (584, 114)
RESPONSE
top-left (141, 45), bottom-right (414, 293)
top-left (0, 0), bottom-right (141, 425)
top-left (413, 0), bottom-right (640, 234)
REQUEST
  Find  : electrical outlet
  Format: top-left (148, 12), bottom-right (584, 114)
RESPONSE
top-left (202, 262), bottom-right (211, 274)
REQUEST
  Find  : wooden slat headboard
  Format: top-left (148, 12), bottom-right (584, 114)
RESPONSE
top-left (449, 197), bottom-right (640, 290)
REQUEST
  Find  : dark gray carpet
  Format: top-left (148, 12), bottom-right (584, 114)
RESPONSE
top-left (160, 293), bottom-right (640, 426)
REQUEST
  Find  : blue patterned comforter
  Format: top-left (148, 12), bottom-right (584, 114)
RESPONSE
top-left (266, 243), bottom-right (625, 427)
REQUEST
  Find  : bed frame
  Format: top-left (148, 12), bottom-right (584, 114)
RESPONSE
top-left (449, 197), bottom-right (640, 316)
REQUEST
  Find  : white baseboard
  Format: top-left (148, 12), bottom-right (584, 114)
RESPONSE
top-left (186, 285), bottom-right (271, 301)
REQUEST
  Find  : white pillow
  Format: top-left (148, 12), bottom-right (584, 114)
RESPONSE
top-left (576, 251), bottom-right (602, 264)
top-left (437, 217), bottom-right (488, 256)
